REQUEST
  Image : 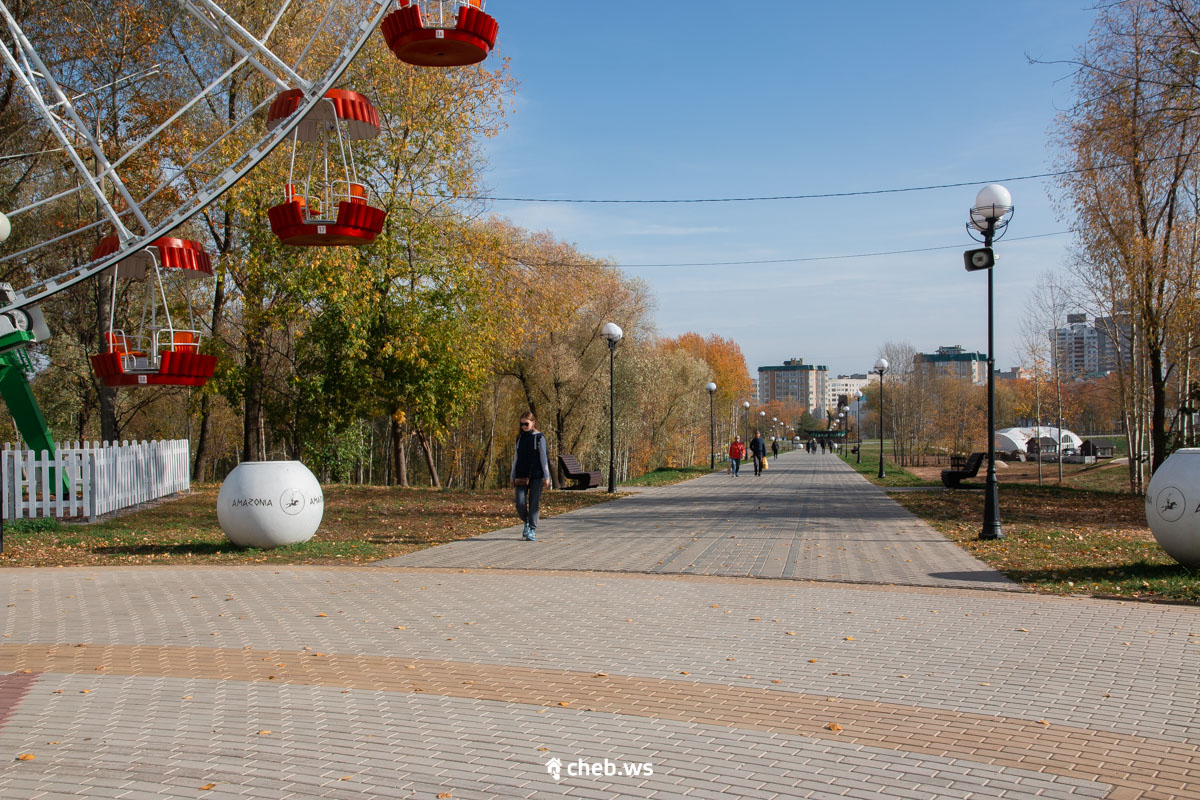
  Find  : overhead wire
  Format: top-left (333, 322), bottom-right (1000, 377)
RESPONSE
top-left (444, 150), bottom-right (1200, 204)
top-left (504, 231), bottom-right (1073, 270)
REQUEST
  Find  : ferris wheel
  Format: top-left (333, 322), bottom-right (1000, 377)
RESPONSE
top-left (0, 0), bottom-right (396, 316)
top-left (0, 0), bottom-right (497, 445)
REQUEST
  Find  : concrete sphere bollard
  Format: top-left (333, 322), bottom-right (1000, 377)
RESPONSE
top-left (217, 461), bottom-right (324, 548)
top-left (1145, 448), bottom-right (1200, 568)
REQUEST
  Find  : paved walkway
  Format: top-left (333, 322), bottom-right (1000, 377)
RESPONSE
top-left (1, 452), bottom-right (1197, 799)
top-left (378, 452), bottom-right (1016, 589)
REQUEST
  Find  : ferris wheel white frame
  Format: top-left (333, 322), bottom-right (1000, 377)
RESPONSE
top-left (0, 0), bottom-right (393, 316)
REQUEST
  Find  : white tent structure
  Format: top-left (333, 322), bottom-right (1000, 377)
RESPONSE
top-left (994, 428), bottom-right (1030, 454)
top-left (995, 427), bottom-right (1083, 455)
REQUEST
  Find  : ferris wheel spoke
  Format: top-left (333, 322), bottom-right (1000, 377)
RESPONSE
top-left (0, 4), bottom-right (149, 236)
top-left (177, 0), bottom-right (310, 92)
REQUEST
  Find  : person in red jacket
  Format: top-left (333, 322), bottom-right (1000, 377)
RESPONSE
top-left (728, 435), bottom-right (746, 476)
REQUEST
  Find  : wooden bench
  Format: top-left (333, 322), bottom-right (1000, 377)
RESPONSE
top-left (559, 454), bottom-right (602, 489)
top-left (941, 451), bottom-right (986, 489)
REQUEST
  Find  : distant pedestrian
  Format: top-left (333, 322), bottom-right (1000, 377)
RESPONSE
top-left (749, 430), bottom-right (767, 476)
top-left (820, 440), bottom-right (826, 454)
top-left (771, 438), bottom-right (779, 459)
top-left (510, 411), bottom-right (551, 541)
top-left (728, 436), bottom-right (745, 476)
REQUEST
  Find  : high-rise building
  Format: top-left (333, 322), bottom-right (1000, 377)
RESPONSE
top-left (1051, 314), bottom-right (1126, 376)
top-left (826, 375), bottom-right (872, 411)
top-left (757, 358), bottom-right (827, 410)
top-left (914, 345), bottom-right (988, 385)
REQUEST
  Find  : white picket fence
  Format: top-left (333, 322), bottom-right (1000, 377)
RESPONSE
top-left (1, 440), bottom-right (190, 522)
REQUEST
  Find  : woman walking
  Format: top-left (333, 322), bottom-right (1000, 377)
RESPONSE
top-left (511, 411), bottom-right (551, 541)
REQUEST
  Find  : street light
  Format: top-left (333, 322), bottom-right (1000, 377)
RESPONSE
top-left (874, 358), bottom-right (889, 479)
top-left (966, 183), bottom-right (1014, 540)
top-left (743, 400), bottom-right (750, 441)
top-left (841, 405), bottom-right (850, 456)
top-left (706, 381), bottom-right (717, 470)
top-left (601, 322), bottom-right (623, 493)
top-left (854, 390), bottom-right (864, 464)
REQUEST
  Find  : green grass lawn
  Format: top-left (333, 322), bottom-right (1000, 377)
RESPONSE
top-left (892, 483), bottom-right (1198, 603)
top-left (0, 485), bottom-right (613, 567)
top-left (839, 441), bottom-right (934, 487)
top-left (621, 464), bottom-right (722, 487)
top-left (1061, 459), bottom-right (1137, 493)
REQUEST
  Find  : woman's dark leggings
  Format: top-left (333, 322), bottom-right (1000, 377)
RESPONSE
top-left (514, 482), bottom-right (545, 530)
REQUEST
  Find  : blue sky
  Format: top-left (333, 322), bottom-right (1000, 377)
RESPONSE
top-left (478, 1), bottom-right (1096, 378)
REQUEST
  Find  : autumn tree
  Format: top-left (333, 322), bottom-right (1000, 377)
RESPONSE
top-left (1055, 0), bottom-right (1200, 490)
top-left (492, 223), bottom-right (654, 486)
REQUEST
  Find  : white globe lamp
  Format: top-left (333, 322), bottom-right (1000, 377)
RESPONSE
top-left (600, 322), bottom-right (623, 344)
top-left (1145, 449), bottom-right (1200, 567)
top-left (970, 184), bottom-right (1014, 232)
top-left (217, 461), bottom-right (324, 548)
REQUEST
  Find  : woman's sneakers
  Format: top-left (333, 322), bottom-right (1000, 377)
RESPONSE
top-left (521, 522), bottom-right (536, 541)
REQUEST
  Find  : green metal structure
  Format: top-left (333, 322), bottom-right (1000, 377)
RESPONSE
top-left (0, 332), bottom-right (55, 457)
top-left (0, 285), bottom-right (62, 491)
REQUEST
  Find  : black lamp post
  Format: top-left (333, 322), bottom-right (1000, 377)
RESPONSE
top-left (854, 390), bottom-right (864, 464)
top-left (874, 358), bottom-right (888, 479)
top-left (601, 322), bottom-right (623, 493)
top-left (965, 184), bottom-right (1014, 540)
top-left (742, 400), bottom-right (750, 442)
top-left (706, 382), bottom-right (717, 470)
top-left (0, 211), bottom-right (9, 553)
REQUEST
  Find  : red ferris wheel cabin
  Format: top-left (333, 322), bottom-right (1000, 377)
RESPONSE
top-left (265, 89), bottom-right (388, 247)
top-left (89, 236), bottom-right (218, 388)
top-left (381, 0), bottom-right (498, 67)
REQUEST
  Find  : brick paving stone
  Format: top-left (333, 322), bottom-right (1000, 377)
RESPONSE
top-left (13, 568), bottom-right (1195, 742)
top-left (2, 449), bottom-right (1198, 798)
top-left (0, 675), bottom-right (1116, 800)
